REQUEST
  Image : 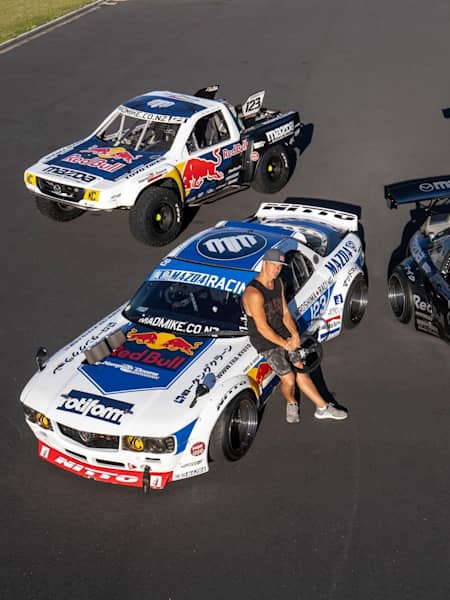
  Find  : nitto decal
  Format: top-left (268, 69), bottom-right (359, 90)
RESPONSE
top-left (150, 269), bottom-right (246, 294)
top-left (57, 389), bottom-right (133, 424)
top-left (127, 329), bottom-right (203, 356)
top-left (190, 441), bottom-right (206, 456)
top-left (42, 165), bottom-right (96, 183)
top-left (324, 240), bottom-right (357, 276)
top-left (182, 148), bottom-right (224, 190)
top-left (418, 180), bottom-right (450, 192)
top-left (39, 444), bottom-right (142, 485)
top-left (197, 231), bottom-right (266, 260)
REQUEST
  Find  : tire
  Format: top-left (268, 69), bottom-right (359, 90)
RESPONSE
top-left (388, 269), bottom-right (413, 323)
top-left (35, 197), bottom-right (84, 222)
top-left (343, 274), bottom-right (368, 328)
top-left (251, 144), bottom-right (295, 194)
top-left (209, 390), bottom-right (258, 464)
top-left (129, 187), bottom-right (183, 246)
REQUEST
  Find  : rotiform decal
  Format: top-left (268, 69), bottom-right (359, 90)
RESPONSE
top-left (57, 390), bottom-right (133, 424)
top-left (197, 231), bottom-right (267, 260)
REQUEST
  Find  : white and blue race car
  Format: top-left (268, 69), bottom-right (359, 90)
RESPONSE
top-left (20, 202), bottom-right (367, 491)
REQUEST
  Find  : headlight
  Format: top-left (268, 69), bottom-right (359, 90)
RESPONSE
top-left (123, 435), bottom-right (175, 454)
top-left (23, 405), bottom-right (53, 430)
top-left (24, 172), bottom-right (37, 186)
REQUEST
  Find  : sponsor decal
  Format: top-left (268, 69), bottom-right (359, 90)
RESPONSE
top-left (266, 121), bottom-right (295, 143)
top-left (173, 466), bottom-right (208, 480)
top-left (42, 165), bottom-right (96, 183)
top-left (216, 344), bottom-right (252, 379)
top-left (190, 441), bottom-right (206, 456)
top-left (250, 150), bottom-right (260, 161)
top-left (174, 345), bottom-right (232, 403)
top-left (180, 459), bottom-right (202, 468)
top-left (415, 318), bottom-right (439, 336)
top-left (80, 145), bottom-right (142, 165)
top-left (343, 265), bottom-right (359, 287)
top-left (410, 237), bottom-right (426, 264)
top-left (333, 294), bottom-right (344, 305)
top-left (126, 328), bottom-right (203, 356)
top-left (101, 360), bottom-right (160, 380)
top-left (63, 153), bottom-right (124, 173)
top-left (150, 269), bottom-right (247, 294)
top-left (137, 316), bottom-right (218, 335)
top-left (222, 140), bottom-right (248, 159)
top-left (413, 294), bottom-right (433, 315)
top-left (248, 361), bottom-right (273, 388)
top-left (197, 231), bottom-right (267, 260)
top-left (39, 443), bottom-right (142, 486)
top-left (147, 99), bottom-right (175, 108)
top-left (405, 264), bottom-right (416, 282)
top-left (57, 389), bottom-right (133, 424)
top-left (182, 148), bottom-right (224, 190)
top-left (324, 240), bottom-right (358, 276)
top-left (53, 321), bottom-right (118, 374)
top-left (418, 180), bottom-right (450, 193)
top-left (120, 105), bottom-right (187, 124)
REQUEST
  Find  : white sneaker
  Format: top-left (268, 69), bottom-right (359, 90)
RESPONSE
top-left (314, 403), bottom-right (348, 420)
top-left (286, 401), bottom-right (300, 423)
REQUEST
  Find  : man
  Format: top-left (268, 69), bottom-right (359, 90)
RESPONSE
top-left (242, 248), bottom-right (347, 423)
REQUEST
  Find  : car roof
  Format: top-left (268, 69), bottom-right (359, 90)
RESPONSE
top-left (167, 221), bottom-right (296, 271)
top-left (122, 91), bottom-right (217, 120)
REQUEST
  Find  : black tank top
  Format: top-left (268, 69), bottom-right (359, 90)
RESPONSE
top-left (245, 278), bottom-right (290, 352)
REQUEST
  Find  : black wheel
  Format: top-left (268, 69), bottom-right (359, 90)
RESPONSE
top-left (343, 274), bottom-right (368, 328)
top-left (209, 390), bottom-right (258, 464)
top-left (129, 187), bottom-right (183, 246)
top-left (252, 144), bottom-right (295, 194)
top-left (388, 269), bottom-right (413, 323)
top-left (35, 197), bottom-right (84, 222)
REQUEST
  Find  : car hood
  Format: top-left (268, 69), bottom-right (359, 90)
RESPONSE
top-left (21, 316), bottom-right (255, 436)
top-left (37, 136), bottom-right (167, 183)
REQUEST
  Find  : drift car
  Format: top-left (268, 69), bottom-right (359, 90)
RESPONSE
top-left (24, 86), bottom-right (301, 246)
top-left (386, 177), bottom-right (450, 342)
top-left (20, 202), bottom-right (367, 492)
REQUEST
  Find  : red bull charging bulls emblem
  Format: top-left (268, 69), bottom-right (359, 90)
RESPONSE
top-left (182, 148), bottom-right (224, 191)
top-left (126, 329), bottom-right (203, 356)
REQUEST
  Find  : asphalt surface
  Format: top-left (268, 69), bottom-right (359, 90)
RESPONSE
top-left (1, 1), bottom-right (449, 599)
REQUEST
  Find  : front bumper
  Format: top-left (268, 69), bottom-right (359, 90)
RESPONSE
top-left (38, 441), bottom-right (173, 490)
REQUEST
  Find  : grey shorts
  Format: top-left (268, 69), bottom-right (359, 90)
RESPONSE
top-left (259, 346), bottom-right (303, 376)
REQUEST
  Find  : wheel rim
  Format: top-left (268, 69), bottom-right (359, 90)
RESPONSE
top-left (152, 203), bottom-right (175, 233)
top-left (349, 279), bottom-right (368, 323)
top-left (226, 397), bottom-right (258, 456)
top-left (388, 275), bottom-right (406, 317)
top-left (266, 156), bottom-right (283, 182)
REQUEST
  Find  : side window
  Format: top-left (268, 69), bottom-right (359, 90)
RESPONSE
top-left (279, 250), bottom-right (312, 302)
top-left (186, 111), bottom-right (230, 153)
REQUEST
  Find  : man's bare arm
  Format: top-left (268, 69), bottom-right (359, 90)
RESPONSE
top-left (242, 286), bottom-right (292, 350)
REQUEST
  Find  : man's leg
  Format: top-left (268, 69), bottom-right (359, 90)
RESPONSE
top-left (293, 363), bottom-right (348, 420)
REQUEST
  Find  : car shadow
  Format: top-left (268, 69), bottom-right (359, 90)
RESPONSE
top-left (387, 204), bottom-right (434, 279)
top-left (284, 196), bottom-right (368, 286)
top-left (297, 123), bottom-right (314, 156)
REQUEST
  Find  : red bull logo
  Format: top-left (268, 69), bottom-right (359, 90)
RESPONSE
top-left (81, 145), bottom-right (142, 164)
top-left (126, 328), bottom-right (203, 356)
top-left (182, 148), bottom-right (224, 191)
top-left (248, 361), bottom-right (273, 390)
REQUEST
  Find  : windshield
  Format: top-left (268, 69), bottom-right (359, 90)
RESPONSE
top-left (96, 113), bottom-right (179, 152)
top-left (123, 281), bottom-right (248, 335)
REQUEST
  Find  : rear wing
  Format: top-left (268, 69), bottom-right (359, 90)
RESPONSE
top-left (385, 176), bottom-right (450, 208)
top-left (254, 202), bottom-right (358, 233)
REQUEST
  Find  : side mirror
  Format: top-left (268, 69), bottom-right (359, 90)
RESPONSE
top-left (190, 372), bottom-right (217, 408)
top-left (35, 346), bottom-right (48, 372)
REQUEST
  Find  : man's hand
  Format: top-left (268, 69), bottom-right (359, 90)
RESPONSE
top-left (284, 336), bottom-right (299, 352)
